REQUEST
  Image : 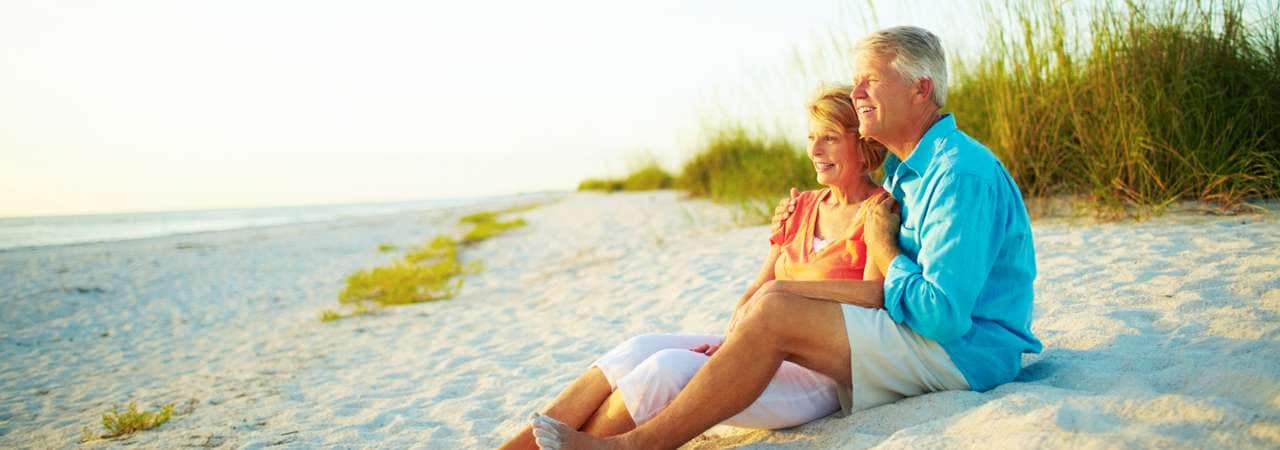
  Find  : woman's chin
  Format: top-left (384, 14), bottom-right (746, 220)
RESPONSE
top-left (815, 173), bottom-right (835, 187)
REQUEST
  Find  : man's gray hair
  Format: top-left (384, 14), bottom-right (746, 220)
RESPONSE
top-left (854, 26), bottom-right (948, 108)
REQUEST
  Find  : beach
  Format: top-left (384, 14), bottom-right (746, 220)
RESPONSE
top-left (2, 191), bottom-right (1278, 449)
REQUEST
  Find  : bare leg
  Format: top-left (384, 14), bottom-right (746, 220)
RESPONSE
top-left (580, 390), bottom-right (636, 437)
top-left (532, 291), bottom-right (852, 450)
top-left (498, 367), bottom-right (613, 450)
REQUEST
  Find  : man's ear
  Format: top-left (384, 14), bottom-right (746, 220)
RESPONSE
top-left (913, 78), bottom-right (934, 105)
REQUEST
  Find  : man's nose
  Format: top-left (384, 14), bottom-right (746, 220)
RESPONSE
top-left (851, 82), bottom-right (868, 100)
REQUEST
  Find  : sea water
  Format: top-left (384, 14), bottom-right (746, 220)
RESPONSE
top-left (0, 194), bottom-right (545, 251)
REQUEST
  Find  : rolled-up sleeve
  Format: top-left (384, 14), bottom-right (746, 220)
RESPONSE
top-left (883, 173), bottom-right (1000, 343)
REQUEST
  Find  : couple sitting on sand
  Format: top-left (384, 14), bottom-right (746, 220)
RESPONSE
top-left (501, 26), bottom-right (1043, 450)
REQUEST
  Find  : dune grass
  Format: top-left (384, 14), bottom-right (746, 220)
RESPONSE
top-left (675, 126), bottom-right (819, 223)
top-left (577, 177), bottom-right (626, 192)
top-left (578, 0), bottom-right (1278, 218)
top-left (81, 402), bottom-right (174, 442)
top-left (948, 0), bottom-right (1280, 215)
top-left (576, 126), bottom-right (817, 224)
top-left (325, 205), bottom-right (534, 321)
top-left (578, 159), bottom-right (675, 193)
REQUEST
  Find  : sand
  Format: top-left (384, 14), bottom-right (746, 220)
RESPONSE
top-left (1, 191), bottom-right (1277, 449)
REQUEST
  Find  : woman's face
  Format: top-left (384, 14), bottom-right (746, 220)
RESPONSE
top-left (808, 122), bottom-right (865, 188)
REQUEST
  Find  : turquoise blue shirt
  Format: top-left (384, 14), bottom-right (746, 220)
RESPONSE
top-left (881, 114), bottom-right (1043, 392)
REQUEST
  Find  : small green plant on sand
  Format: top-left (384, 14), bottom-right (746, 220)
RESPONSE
top-left (325, 205), bottom-right (533, 322)
top-left (81, 402), bottom-right (174, 442)
top-left (458, 207), bottom-right (530, 244)
top-left (462, 218), bottom-right (527, 244)
top-left (340, 236), bottom-right (465, 308)
top-left (319, 309), bottom-right (343, 322)
top-left (377, 243), bottom-right (397, 252)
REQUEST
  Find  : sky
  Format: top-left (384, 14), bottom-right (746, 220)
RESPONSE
top-left (1, 0), bottom-right (989, 217)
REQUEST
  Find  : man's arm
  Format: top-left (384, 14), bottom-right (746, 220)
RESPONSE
top-left (878, 174), bottom-right (1003, 343)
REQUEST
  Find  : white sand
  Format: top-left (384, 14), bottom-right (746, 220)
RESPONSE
top-left (1, 192), bottom-right (1278, 449)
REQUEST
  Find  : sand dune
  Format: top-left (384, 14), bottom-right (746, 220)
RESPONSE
top-left (1, 192), bottom-right (1277, 449)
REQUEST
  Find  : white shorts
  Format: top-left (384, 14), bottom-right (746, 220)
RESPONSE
top-left (592, 333), bottom-right (841, 429)
top-left (592, 307), bottom-right (969, 427)
top-left (838, 304), bottom-right (970, 415)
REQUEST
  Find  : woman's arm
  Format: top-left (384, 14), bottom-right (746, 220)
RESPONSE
top-left (758, 279), bottom-right (884, 309)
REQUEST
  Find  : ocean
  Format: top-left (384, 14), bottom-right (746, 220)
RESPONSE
top-left (0, 194), bottom-right (545, 251)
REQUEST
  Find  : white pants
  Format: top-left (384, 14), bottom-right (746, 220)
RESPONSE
top-left (592, 333), bottom-right (841, 429)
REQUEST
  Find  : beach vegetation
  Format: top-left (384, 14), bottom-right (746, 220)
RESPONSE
top-left (676, 126), bottom-right (820, 223)
top-left (577, 177), bottom-right (626, 192)
top-left (946, 0), bottom-right (1280, 215)
top-left (340, 237), bottom-right (464, 308)
top-left (459, 208), bottom-right (529, 244)
top-left (462, 218), bottom-right (528, 244)
top-left (327, 205), bottom-right (535, 321)
top-left (578, 156), bottom-right (676, 192)
top-left (81, 402), bottom-right (174, 442)
top-left (622, 162), bottom-right (675, 191)
top-left (377, 243), bottom-right (397, 252)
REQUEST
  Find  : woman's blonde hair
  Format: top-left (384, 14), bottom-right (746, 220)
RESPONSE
top-left (807, 84), bottom-right (887, 173)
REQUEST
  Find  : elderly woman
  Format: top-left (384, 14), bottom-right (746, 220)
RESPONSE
top-left (499, 85), bottom-right (887, 450)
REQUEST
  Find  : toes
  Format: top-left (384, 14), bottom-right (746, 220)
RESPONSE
top-left (530, 413), bottom-right (564, 450)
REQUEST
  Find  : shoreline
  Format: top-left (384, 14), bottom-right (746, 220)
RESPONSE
top-left (1, 191), bottom-right (1277, 448)
top-left (0, 191), bottom-right (562, 253)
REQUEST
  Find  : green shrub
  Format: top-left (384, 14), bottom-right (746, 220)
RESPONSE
top-left (377, 243), bottom-right (397, 253)
top-left (577, 177), bottom-right (625, 192)
top-left (622, 163), bottom-right (675, 191)
top-left (675, 126), bottom-right (820, 222)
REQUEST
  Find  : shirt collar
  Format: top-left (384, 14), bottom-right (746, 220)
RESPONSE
top-left (899, 113), bottom-right (956, 175)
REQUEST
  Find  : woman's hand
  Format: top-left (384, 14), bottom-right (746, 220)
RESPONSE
top-left (770, 188), bottom-right (800, 235)
top-left (689, 343), bottom-right (721, 356)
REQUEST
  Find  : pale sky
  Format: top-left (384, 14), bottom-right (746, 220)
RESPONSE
top-left (1, 0), bottom-right (987, 217)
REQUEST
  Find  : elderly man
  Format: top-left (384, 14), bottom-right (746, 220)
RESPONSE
top-left (531, 26), bottom-right (1042, 450)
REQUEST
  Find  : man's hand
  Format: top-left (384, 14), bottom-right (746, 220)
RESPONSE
top-left (864, 192), bottom-right (902, 270)
top-left (770, 188), bottom-right (800, 235)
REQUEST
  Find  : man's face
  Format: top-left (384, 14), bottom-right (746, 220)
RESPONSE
top-left (850, 52), bottom-right (917, 144)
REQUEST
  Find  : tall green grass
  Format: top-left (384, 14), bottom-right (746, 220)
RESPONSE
top-left (578, 158), bottom-right (674, 192)
top-left (949, 0), bottom-right (1280, 214)
top-left (676, 126), bottom-right (819, 222)
top-left (575, 127), bottom-right (824, 223)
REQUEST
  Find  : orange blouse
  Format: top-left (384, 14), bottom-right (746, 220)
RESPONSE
top-left (768, 187), bottom-right (884, 282)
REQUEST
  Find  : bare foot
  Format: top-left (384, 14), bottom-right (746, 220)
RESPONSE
top-left (530, 413), bottom-right (627, 450)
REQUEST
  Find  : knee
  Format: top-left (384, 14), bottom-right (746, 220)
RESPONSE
top-left (638, 349), bottom-right (704, 387)
top-left (738, 291), bottom-right (791, 336)
top-left (616, 333), bottom-right (668, 352)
